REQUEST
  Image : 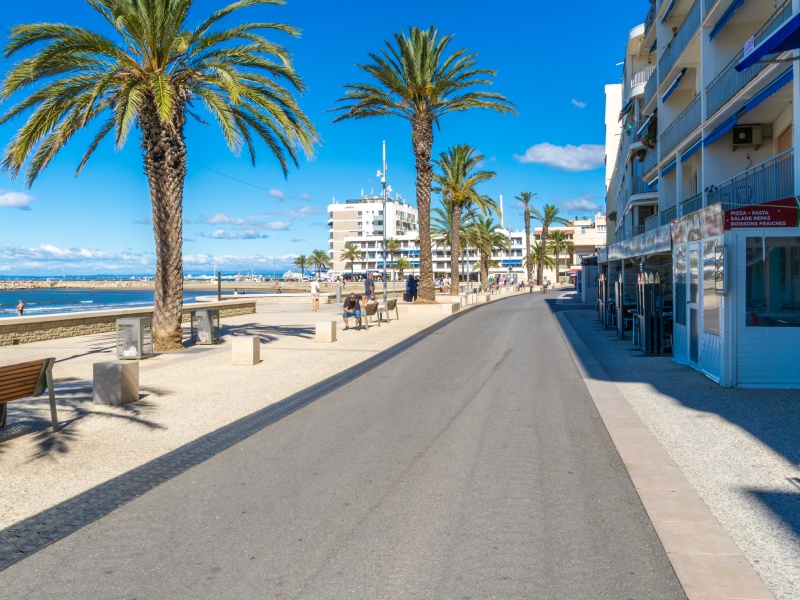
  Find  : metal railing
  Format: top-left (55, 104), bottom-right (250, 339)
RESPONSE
top-left (705, 0), bottom-right (792, 118)
top-left (706, 150), bottom-right (794, 210)
top-left (679, 193), bottom-right (703, 217)
top-left (643, 145), bottom-right (658, 174)
top-left (645, 1), bottom-right (657, 37)
top-left (660, 205), bottom-right (678, 226)
top-left (644, 69), bottom-right (658, 107)
top-left (660, 95), bottom-right (702, 158)
top-left (631, 174), bottom-right (657, 196)
top-left (659, 0), bottom-right (700, 83)
top-left (704, 0), bottom-right (717, 16)
top-left (631, 225), bottom-right (646, 237)
top-left (644, 213), bottom-right (660, 232)
top-left (630, 66), bottom-right (656, 90)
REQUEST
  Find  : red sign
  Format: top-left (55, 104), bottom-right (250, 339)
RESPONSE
top-left (724, 197), bottom-right (800, 230)
top-left (743, 35), bottom-right (755, 58)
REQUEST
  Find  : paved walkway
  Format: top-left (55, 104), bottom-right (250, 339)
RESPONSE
top-left (0, 290), bottom-right (794, 598)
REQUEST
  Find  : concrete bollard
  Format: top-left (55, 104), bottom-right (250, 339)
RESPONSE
top-left (316, 320), bottom-right (337, 343)
top-left (93, 361), bottom-right (139, 405)
top-left (232, 336), bottom-right (260, 366)
top-left (477, 294), bottom-right (491, 303)
top-left (459, 294), bottom-right (468, 308)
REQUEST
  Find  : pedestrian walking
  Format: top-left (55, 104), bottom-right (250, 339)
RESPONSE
top-left (364, 273), bottom-right (375, 300)
top-left (310, 278), bottom-right (320, 312)
top-left (17, 299), bottom-right (24, 316)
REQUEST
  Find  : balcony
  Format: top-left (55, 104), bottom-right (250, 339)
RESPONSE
top-left (643, 145), bottom-right (658, 175)
top-left (660, 205), bottom-right (678, 226)
top-left (644, 1), bottom-right (657, 38)
top-left (645, 213), bottom-right (660, 232)
top-left (703, 0), bottom-right (716, 15)
top-left (706, 150), bottom-right (794, 210)
top-left (679, 192), bottom-right (703, 217)
top-left (659, 1), bottom-right (700, 83)
top-left (660, 95), bottom-right (702, 158)
top-left (627, 66), bottom-right (657, 101)
top-left (705, 0), bottom-right (792, 119)
top-left (631, 225), bottom-right (646, 237)
top-left (644, 69), bottom-right (658, 109)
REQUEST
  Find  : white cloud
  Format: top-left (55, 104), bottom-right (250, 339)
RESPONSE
top-left (0, 190), bottom-right (36, 210)
top-left (265, 205), bottom-right (324, 218)
top-left (268, 189), bottom-right (286, 200)
top-left (199, 213), bottom-right (292, 232)
top-left (205, 229), bottom-right (268, 240)
top-left (514, 143), bottom-right (604, 172)
top-left (571, 98), bottom-right (587, 108)
top-left (0, 243), bottom-right (153, 273)
top-left (559, 194), bottom-right (604, 214)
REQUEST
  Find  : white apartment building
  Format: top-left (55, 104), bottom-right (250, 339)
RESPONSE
top-left (327, 194), bottom-right (419, 275)
top-left (602, 0), bottom-right (800, 387)
top-left (327, 195), bottom-right (606, 284)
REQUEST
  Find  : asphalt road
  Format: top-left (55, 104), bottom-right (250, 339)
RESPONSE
top-left (0, 293), bottom-right (686, 599)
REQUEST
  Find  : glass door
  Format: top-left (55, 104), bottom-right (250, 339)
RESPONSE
top-left (688, 245), bottom-right (700, 365)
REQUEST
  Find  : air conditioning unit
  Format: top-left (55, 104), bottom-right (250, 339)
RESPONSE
top-left (732, 125), bottom-right (762, 149)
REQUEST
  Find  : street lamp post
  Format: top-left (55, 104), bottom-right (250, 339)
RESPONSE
top-left (378, 141), bottom-right (388, 303)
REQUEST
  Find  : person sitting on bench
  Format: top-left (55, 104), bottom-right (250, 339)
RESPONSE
top-left (343, 292), bottom-right (362, 331)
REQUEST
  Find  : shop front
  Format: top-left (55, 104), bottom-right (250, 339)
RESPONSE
top-left (671, 198), bottom-right (800, 387)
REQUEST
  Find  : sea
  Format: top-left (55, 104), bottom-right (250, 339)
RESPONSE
top-left (0, 273), bottom-right (287, 319)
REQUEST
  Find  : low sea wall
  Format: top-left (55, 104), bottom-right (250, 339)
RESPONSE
top-left (0, 299), bottom-right (256, 347)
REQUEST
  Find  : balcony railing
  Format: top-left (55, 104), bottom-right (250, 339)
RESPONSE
top-left (659, 0), bottom-right (700, 83)
top-left (644, 69), bottom-right (658, 107)
top-left (643, 145), bottom-right (658, 174)
top-left (631, 225), bottom-right (646, 237)
top-left (645, 1), bottom-right (657, 37)
top-left (631, 175), bottom-right (657, 196)
top-left (705, 0), bottom-right (792, 118)
top-left (645, 213), bottom-right (660, 232)
top-left (706, 150), bottom-right (794, 210)
top-left (660, 95), bottom-right (702, 158)
top-left (630, 66), bottom-right (656, 90)
top-left (679, 193), bottom-right (703, 217)
top-left (660, 205), bottom-right (678, 226)
top-left (704, 0), bottom-right (716, 16)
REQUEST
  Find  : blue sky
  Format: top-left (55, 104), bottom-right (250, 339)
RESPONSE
top-left (0, 0), bottom-right (643, 275)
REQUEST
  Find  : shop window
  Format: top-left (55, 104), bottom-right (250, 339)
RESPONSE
top-left (703, 240), bottom-right (720, 335)
top-left (746, 237), bottom-right (800, 327)
top-left (674, 245), bottom-right (687, 326)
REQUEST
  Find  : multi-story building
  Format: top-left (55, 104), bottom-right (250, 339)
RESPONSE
top-left (327, 194), bottom-right (419, 275)
top-left (602, 0), bottom-right (800, 387)
top-left (328, 194), bottom-right (606, 284)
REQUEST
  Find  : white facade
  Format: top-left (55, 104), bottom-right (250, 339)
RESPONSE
top-left (602, 0), bottom-right (800, 388)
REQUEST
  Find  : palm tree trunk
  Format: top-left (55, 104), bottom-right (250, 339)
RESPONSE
top-left (480, 254), bottom-right (489, 292)
top-left (140, 97), bottom-right (186, 351)
top-left (450, 203), bottom-right (462, 296)
top-left (537, 224), bottom-right (549, 286)
top-left (412, 115), bottom-right (434, 302)
top-left (524, 205), bottom-right (531, 282)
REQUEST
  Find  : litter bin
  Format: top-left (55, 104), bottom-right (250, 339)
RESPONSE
top-left (191, 309), bottom-right (220, 345)
top-left (116, 317), bottom-right (153, 359)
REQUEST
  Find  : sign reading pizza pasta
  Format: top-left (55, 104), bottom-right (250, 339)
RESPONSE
top-left (724, 197), bottom-right (800, 230)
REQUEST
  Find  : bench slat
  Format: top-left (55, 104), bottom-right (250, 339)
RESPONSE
top-left (0, 383), bottom-right (40, 403)
top-left (0, 359), bottom-right (48, 375)
top-left (0, 363), bottom-right (44, 379)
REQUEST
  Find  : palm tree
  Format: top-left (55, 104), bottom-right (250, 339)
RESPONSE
top-left (467, 215), bottom-right (509, 291)
top-left (431, 201), bottom-right (470, 250)
top-left (0, 0), bottom-right (317, 350)
top-left (393, 257), bottom-right (411, 279)
top-left (433, 145), bottom-right (497, 295)
top-left (340, 243), bottom-right (363, 277)
top-left (384, 237), bottom-right (400, 278)
top-left (548, 230), bottom-right (574, 281)
top-left (528, 242), bottom-right (555, 282)
top-left (293, 255), bottom-right (309, 277)
top-left (530, 204), bottom-right (568, 286)
top-left (310, 249), bottom-right (331, 278)
top-left (516, 192), bottom-right (537, 283)
top-left (333, 27), bottom-right (516, 303)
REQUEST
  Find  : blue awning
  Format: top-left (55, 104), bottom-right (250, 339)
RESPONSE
top-left (739, 68), bottom-right (793, 115)
top-left (637, 113), bottom-right (655, 136)
top-left (661, 0), bottom-right (676, 23)
top-left (681, 139), bottom-right (702, 162)
top-left (704, 115), bottom-right (738, 146)
top-left (504, 260), bottom-right (522, 265)
top-left (662, 160), bottom-right (677, 176)
top-left (649, 39), bottom-right (657, 54)
top-left (709, 0), bottom-right (745, 41)
top-left (736, 11), bottom-right (800, 72)
top-left (662, 68), bottom-right (687, 102)
top-left (619, 99), bottom-right (633, 120)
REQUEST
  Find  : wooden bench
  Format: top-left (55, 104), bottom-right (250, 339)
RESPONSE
top-left (362, 301), bottom-right (380, 330)
top-left (0, 358), bottom-right (59, 432)
top-left (377, 298), bottom-right (400, 324)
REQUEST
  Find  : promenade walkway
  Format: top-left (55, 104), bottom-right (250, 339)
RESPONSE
top-left (0, 292), bottom-right (798, 598)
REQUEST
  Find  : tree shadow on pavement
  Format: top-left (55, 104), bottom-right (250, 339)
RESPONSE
top-left (221, 322), bottom-right (315, 343)
top-left (0, 309), bottom-right (464, 571)
top-left (553, 304), bottom-right (800, 542)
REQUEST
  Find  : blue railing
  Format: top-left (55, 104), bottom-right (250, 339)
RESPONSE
top-left (706, 150), bottom-right (794, 210)
top-left (659, 1), bottom-right (701, 82)
top-left (660, 95), bottom-right (702, 158)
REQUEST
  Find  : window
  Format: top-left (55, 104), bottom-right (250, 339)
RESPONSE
top-left (674, 245), bottom-right (687, 326)
top-left (703, 240), bottom-right (720, 335)
top-left (745, 237), bottom-right (800, 327)
top-left (597, 225), bottom-right (607, 233)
